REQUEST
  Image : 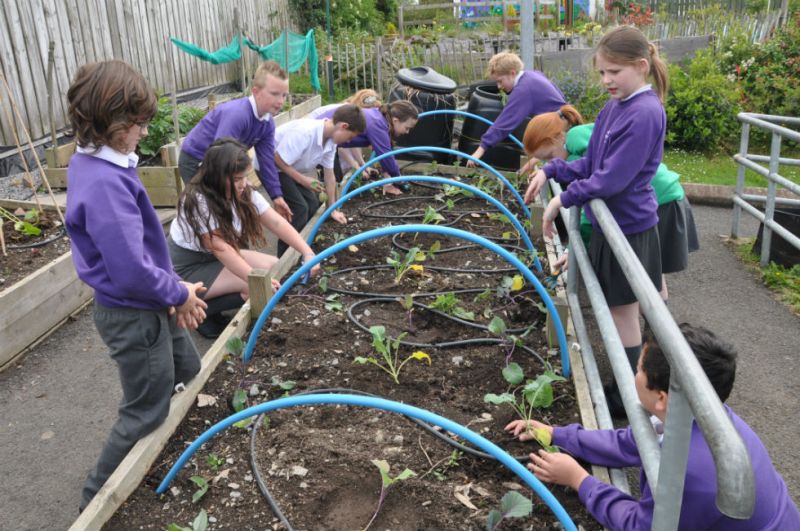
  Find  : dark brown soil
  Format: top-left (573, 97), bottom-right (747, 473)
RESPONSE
top-left (0, 210), bottom-right (70, 288)
top-left (105, 175), bottom-right (602, 531)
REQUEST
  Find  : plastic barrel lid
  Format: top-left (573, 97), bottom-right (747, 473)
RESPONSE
top-left (395, 66), bottom-right (457, 94)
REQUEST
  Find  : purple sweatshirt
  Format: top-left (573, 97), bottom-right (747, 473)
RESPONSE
top-left (181, 97), bottom-right (282, 199)
top-left (66, 152), bottom-right (188, 309)
top-left (544, 90), bottom-right (664, 235)
top-left (553, 406), bottom-right (800, 530)
top-left (316, 106), bottom-right (401, 176)
top-left (480, 70), bottom-right (566, 149)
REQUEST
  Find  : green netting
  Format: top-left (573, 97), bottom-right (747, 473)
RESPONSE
top-left (169, 29), bottom-right (320, 91)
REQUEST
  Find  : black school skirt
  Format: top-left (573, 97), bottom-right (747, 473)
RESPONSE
top-left (589, 224), bottom-right (662, 306)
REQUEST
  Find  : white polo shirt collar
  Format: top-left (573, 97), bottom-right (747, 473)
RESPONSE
top-left (248, 95), bottom-right (272, 122)
top-left (622, 84), bottom-right (652, 102)
top-left (76, 144), bottom-right (139, 168)
top-left (513, 71), bottom-right (524, 88)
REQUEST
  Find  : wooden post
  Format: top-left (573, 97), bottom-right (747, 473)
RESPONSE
top-left (235, 8), bottom-right (245, 94)
top-left (375, 38), bottom-right (383, 97)
top-left (208, 93), bottom-right (217, 110)
top-left (46, 41), bottom-right (57, 153)
top-left (167, 36), bottom-right (181, 148)
top-left (248, 268), bottom-right (273, 319)
top-left (546, 296), bottom-right (569, 348)
top-left (529, 203), bottom-right (545, 239)
top-left (283, 12), bottom-right (292, 107)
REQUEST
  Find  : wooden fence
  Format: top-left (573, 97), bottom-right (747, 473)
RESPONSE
top-left (0, 0), bottom-right (293, 147)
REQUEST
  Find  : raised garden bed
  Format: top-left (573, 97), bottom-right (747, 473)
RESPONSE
top-left (74, 163), bottom-right (603, 531)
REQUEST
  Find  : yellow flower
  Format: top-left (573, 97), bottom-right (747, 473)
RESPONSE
top-left (511, 274), bottom-right (524, 291)
top-left (411, 351), bottom-right (432, 365)
top-left (409, 264), bottom-right (425, 274)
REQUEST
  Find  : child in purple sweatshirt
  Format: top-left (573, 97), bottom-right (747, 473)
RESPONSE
top-left (65, 60), bottom-right (207, 512)
top-left (179, 61), bottom-right (293, 221)
top-left (525, 26), bottom-right (668, 399)
top-left (314, 101), bottom-right (418, 196)
top-left (466, 52), bottom-right (565, 167)
top-left (506, 323), bottom-right (800, 530)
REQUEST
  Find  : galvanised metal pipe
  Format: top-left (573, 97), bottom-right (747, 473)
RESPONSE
top-left (305, 175), bottom-right (542, 271)
top-left (554, 199), bottom-right (660, 492)
top-left (417, 109), bottom-right (525, 150)
top-left (589, 198), bottom-right (755, 520)
top-left (243, 225), bottom-right (570, 377)
top-left (733, 196), bottom-right (800, 250)
top-left (733, 154), bottom-right (800, 195)
top-left (562, 201), bottom-right (631, 494)
top-left (155, 393), bottom-right (579, 531)
top-left (731, 121), bottom-right (750, 239)
top-left (342, 146), bottom-right (531, 218)
top-left (760, 132), bottom-right (783, 267)
top-left (737, 112), bottom-right (800, 142)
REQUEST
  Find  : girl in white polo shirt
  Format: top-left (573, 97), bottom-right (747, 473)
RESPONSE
top-left (169, 138), bottom-right (320, 337)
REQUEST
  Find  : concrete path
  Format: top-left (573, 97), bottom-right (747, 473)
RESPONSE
top-left (0, 205), bottom-right (797, 531)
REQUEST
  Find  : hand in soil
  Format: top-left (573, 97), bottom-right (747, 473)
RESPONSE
top-left (382, 184), bottom-right (403, 196)
top-left (505, 419), bottom-right (554, 442)
top-left (528, 449), bottom-right (589, 491)
top-left (331, 209), bottom-right (347, 225)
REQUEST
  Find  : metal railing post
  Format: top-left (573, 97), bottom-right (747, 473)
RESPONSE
top-left (731, 122), bottom-right (750, 238)
top-left (651, 379), bottom-right (694, 531)
top-left (590, 199), bottom-right (755, 519)
top-left (760, 132), bottom-right (782, 267)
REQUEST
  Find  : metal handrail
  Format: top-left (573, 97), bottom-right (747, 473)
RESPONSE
top-left (731, 112), bottom-right (800, 267)
top-left (548, 181), bottom-right (755, 530)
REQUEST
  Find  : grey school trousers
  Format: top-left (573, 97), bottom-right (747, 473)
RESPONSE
top-left (80, 303), bottom-right (201, 511)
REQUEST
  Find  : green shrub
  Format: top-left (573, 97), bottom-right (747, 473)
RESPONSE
top-left (665, 49), bottom-right (741, 152)
top-left (288, 0), bottom-right (385, 35)
top-left (738, 13), bottom-right (800, 121)
top-left (138, 97), bottom-right (207, 158)
top-left (550, 69), bottom-right (608, 122)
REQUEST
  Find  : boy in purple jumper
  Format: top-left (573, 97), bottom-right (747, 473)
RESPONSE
top-left (65, 60), bottom-right (207, 512)
top-left (507, 323), bottom-right (800, 530)
top-left (179, 61), bottom-right (293, 221)
top-left (467, 52), bottom-right (565, 167)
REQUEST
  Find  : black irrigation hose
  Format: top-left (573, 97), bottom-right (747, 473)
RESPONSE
top-left (391, 232), bottom-right (530, 257)
top-left (249, 387), bottom-right (536, 530)
top-left (6, 226), bottom-right (66, 249)
top-left (347, 296), bottom-right (538, 342)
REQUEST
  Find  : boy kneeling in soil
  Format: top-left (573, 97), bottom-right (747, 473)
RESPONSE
top-left (506, 323), bottom-right (800, 530)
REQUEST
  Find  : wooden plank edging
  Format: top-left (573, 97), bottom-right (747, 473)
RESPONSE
top-left (68, 195), bottom-right (328, 530)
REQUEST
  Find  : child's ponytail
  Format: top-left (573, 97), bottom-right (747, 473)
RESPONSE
top-left (523, 104), bottom-right (584, 156)
top-left (648, 42), bottom-right (669, 103)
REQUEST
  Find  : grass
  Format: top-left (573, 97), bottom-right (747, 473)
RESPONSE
top-left (664, 148), bottom-right (800, 188)
top-left (732, 237), bottom-right (800, 315)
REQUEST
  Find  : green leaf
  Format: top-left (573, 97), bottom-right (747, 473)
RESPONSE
top-left (484, 392), bottom-right (515, 405)
top-left (353, 356), bottom-right (375, 365)
top-left (233, 418), bottom-right (252, 429)
top-left (167, 524), bottom-right (191, 531)
top-left (372, 459), bottom-right (392, 487)
top-left (488, 316), bottom-right (507, 336)
top-left (500, 491), bottom-right (533, 518)
top-left (453, 307), bottom-right (475, 321)
top-left (232, 388), bottom-right (247, 412)
top-left (318, 275), bottom-right (329, 293)
top-left (502, 362), bottom-right (524, 385)
top-left (394, 468), bottom-right (416, 482)
top-left (225, 336), bottom-right (244, 357)
top-left (486, 509), bottom-right (503, 530)
top-left (14, 221), bottom-right (41, 236)
top-left (192, 508), bottom-right (209, 531)
top-left (189, 476), bottom-right (209, 503)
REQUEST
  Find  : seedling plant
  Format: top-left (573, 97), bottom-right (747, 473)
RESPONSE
top-left (362, 459), bottom-right (416, 531)
top-left (396, 294), bottom-right (416, 331)
top-left (484, 363), bottom-right (565, 452)
top-left (167, 509), bottom-right (208, 531)
top-left (429, 292), bottom-right (475, 321)
top-left (486, 491), bottom-right (533, 530)
top-left (0, 206), bottom-right (41, 236)
top-left (353, 325), bottom-right (431, 384)
top-left (386, 246), bottom-right (426, 284)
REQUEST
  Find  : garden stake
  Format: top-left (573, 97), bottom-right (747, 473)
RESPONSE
top-left (0, 222), bottom-right (6, 256)
top-left (0, 82), bottom-right (44, 215)
top-left (0, 71), bottom-right (66, 227)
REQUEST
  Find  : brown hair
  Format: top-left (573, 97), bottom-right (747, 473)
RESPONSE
top-left (523, 105), bottom-right (584, 156)
top-left (252, 60), bottom-right (288, 88)
top-left (379, 100), bottom-right (419, 138)
top-left (595, 26), bottom-right (669, 103)
top-left (486, 52), bottom-right (524, 78)
top-left (346, 89), bottom-right (381, 108)
top-left (67, 60), bottom-right (157, 152)
top-left (178, 138), bottom-right (265, 252)
top-left (332, 104), bottom-right (367, 133)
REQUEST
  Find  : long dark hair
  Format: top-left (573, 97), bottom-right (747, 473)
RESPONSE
top-left (177, 138), bottom-right (266, 251)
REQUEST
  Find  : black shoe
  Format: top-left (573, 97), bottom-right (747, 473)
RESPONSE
top-left (603, 383), bottom-right (628, 420)
top-left (196, 314), bottom-right (228, 339)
